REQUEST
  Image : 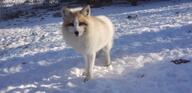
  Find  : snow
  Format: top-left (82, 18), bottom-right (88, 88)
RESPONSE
top-left (1, 0), bottom-right (192, 93)
top-left (1, 0), bottom-right (27, 7)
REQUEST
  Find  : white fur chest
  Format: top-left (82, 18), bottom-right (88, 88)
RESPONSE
top-left (62, 31), bottom-right (86, 53)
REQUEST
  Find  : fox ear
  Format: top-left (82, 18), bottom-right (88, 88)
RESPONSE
top-left (80, 5), bottom-right (91, 16)
top-left (61, 6), bottom-right (71, 17)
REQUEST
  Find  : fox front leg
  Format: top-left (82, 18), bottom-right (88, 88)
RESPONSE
top-left (83, 55), bottom-right (88, 77)
top-left (83, 53), bottom-right (96, 82)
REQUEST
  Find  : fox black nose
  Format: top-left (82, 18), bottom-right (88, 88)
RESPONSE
top-left (74, 31), bottom-right (79, 36)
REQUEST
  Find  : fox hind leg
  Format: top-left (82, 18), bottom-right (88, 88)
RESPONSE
top-left (103, 41), bottom-right (113, 67)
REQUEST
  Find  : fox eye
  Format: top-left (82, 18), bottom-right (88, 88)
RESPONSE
top-left (79, 22), bottom-right (87, 26)
top-left (66, 23), bottom-right (74, 26)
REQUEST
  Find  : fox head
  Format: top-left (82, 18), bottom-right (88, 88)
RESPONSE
top-left (61, 5), bottom-right (91, 37)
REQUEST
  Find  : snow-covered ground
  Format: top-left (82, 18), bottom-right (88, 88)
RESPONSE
top-left (1, 0), bottom-right (192, 93)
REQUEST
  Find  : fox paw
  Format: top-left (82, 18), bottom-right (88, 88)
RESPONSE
top-left (104, 63), bottom-right (111, 67)
top-left (82, 71), bottom-right (88, 76)
top-left (83, 76), bottom-right (92, 82)
top-left (83, 77), bottom-right (89, 82)
top-left (82, 72), bottom-right (92, 82)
